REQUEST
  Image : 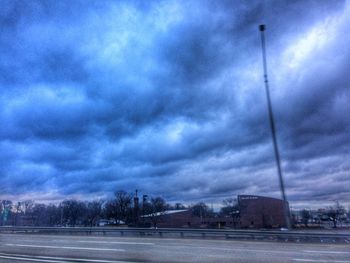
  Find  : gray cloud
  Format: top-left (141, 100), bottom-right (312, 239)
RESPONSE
top-left (0, 0), bottom-right (349, 208)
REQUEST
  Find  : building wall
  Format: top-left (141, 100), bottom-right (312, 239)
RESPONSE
top-left (157, 210), bottom-right (194, 228)
top-left (238, 195), bottom-right (288, 228)
top-left (142, 195), bottom-right (288, 229)
top-left (143, 210), bottom-right (234, 228)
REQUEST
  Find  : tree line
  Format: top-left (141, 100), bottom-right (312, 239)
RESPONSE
top-left (1, 193), bottom-right (348, 228)
top-left (295, 201), bottom-right (348, 228)
top-left (0, 191), bottom-right (234, 227)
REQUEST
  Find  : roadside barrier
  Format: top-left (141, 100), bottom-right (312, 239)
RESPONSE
top-left (0, 226), bottom-right (349, 243)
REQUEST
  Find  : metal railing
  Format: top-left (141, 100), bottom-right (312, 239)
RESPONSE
top-left (1, 226), bottom-right (349, 242)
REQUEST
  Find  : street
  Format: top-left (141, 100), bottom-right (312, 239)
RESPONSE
top-left (0, 233), bottom-right (349, 263)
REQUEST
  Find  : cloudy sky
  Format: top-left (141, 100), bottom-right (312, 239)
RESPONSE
top-left (0, 0), bottom-right (349, 208)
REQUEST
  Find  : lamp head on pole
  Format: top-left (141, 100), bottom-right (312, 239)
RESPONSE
top-left (259, 24), bottom-right (266, 32)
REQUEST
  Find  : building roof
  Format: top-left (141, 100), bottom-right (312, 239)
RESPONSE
top-left (238, 195), bottom-right (284, 202)
top-left (142, 209), bottom-right (188, 218)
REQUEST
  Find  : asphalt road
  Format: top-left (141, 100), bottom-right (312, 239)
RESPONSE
top-left (0, 233), bottom-right (349, 263)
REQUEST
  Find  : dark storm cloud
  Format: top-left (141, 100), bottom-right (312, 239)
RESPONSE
top-left (0, 0), bottom-right (349, 207)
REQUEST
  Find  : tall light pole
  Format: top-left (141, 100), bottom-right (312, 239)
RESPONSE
top-left (259, 24), bottom-right (291, 229)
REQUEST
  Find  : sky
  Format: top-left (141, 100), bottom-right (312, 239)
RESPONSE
top-left (0, 0), bottom-right (349, 209)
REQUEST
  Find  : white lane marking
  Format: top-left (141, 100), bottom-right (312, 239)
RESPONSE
top-left (77, 241), bottom-right (154, 245)
top-left (5, 244), bottom-right (125, 252)
top-left (0, 253), bottom-right (136, 263)
top-left (159, 245), bottom-right (350, 256)
top-left (304, 250), bottom-right (350, 254)
top-left (8, 239), bottom-right (154, 246)
top-left (0, 255), bottom-right (70, 263)
top-left (157, 244), bottom-right (294, 254)
top-left (207, 254), bottom-right (230, 258)
top-left (293, 259), bottom-right (350, 263)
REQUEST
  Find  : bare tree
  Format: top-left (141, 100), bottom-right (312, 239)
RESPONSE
top-left (220, 198), bottom-right (240, 228)
top-left (61, 200), bottom-right (86, 226)
top-left (220, 198), bottom-right (239, 216)
top-left (104, 191), bottom-right (133, 225)
top-left (174, 203), bottom-right (186, 210)
top-left (191, 202), bottom-right (214, 220)
top-left (13, 202), bottom-right (23, 226)
top-left (326, 201), bottom-right (346, 228)
top-left (144, 197), bottom-right (167, 227)
top-left (114, 191), bottom-right (132, 223)
top-left (32, 204), bottom-right (48, 226)
top-left (104, 200), bottom-right (118, 224)
top-left (46, 204), bottom-right (61, 226)
top-left (86, 200), bottom-right (103, 227)
top-left (23, 200), bottom-right (35, 214)
top-left (301, 209), bottom-right (311, 227)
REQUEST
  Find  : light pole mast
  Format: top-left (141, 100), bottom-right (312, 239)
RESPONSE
top-left (259, 24), bottom-right (291, 229)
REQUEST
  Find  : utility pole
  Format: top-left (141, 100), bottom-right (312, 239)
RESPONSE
top-left (259, 24), bottom-right (291, 229)
top-left (60, 204), bottom-right (63, 226)
top-left (134, 189), bottom-right (139, 226)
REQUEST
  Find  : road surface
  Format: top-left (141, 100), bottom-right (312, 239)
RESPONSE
top-left (0, 233), bottom-right (349, 262)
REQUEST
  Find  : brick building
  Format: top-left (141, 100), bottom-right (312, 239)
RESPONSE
top-left (142, 209), bottom-right (234, 228)
top-left (141, 195), bottom-right (288, 229)
top-left (238, 195), bottom-right (288, 228)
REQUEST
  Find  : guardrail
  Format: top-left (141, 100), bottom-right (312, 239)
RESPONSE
top-left (1, 226), bottom-right (349, 243)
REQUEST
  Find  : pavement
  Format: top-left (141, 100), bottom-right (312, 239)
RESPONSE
top-left (0, 233), bottom-right (349, 263)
